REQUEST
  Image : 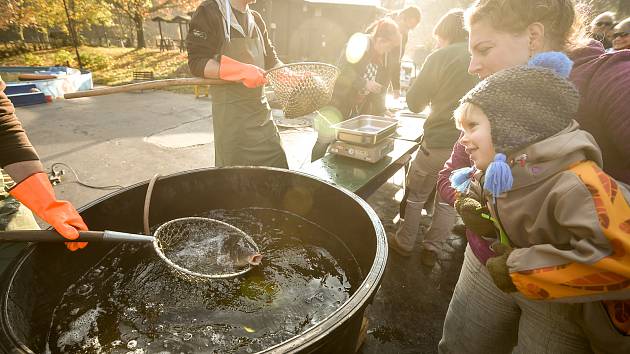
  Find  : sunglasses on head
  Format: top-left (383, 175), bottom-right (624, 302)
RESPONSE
top-left (613, 31), bottom-right (630, 39)
top-left (595, 21), bottom-right (613, 27)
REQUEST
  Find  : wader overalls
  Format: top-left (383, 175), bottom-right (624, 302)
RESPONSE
top-left (209, 0), bottom-right (288, 168)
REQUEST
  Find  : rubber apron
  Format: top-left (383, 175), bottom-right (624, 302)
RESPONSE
top-left (210, 0), bottom-right (287, 168)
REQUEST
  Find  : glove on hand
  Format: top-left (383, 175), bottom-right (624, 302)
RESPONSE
top-left (454, 196), bottom-right (497, 237)
top-left (9, 172), bottom-right (88, 251)
top-left (219, 55), bottom-right (266, 88)
top-left (486, 243), bottom-right (517, 293)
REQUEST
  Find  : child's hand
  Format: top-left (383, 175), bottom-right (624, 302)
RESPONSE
top-left (454, 196), bottom-right (497, 237)
top-left (486, 243), bottom-right (517, 293)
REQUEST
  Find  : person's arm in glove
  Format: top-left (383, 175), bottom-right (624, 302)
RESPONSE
top-left (7, 167), bottom-right (88, 251)
top-left (454, 196), bottom-right (497, 238)
top-left (485, 243), bottom-right (517, 293)
top-left (218, 55), bottom-right (266, 88)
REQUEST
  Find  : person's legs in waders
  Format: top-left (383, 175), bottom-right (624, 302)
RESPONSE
top-left (418, 192), bottom-right (457, 266)
top-left (237, 116), bottom-right (288, 168)
top-left (211, 85), bottom-right (288, 169)
top-left (389, 144), bottom-right (453, 256)
top-left (0, 170), bottom-right (38, 277)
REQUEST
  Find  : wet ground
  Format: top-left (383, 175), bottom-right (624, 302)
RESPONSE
top-left (362, 183), bottom-right (466, 353)
top-left (14, 90), bottom-right (465, 353)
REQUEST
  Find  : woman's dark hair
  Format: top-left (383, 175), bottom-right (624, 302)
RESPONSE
top-left (433, 9), bottom-right (468, 44)
top-left (398, 5), bottom-right (422, 23)
top-left (367, 18), bottom-right (402, 44)
top-left (465, 0), bottom-right (588, 51)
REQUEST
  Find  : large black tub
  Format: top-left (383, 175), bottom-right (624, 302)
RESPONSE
top-left (0, 167), bottom-right (387, 353)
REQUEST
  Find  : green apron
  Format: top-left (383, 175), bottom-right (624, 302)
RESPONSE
top-left (0, 169), bottom-right (38, 276)
top-left (209, 1), bottom-right (288, 168)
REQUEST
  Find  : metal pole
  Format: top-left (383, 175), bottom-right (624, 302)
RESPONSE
top-left (61, 0), bottom-right (83, 70)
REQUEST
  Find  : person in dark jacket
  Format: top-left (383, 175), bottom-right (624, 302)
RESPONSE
top-left (310, 18), bottom-right (402, 160)
top-left (186, 0), bottom-right (288, 168)
top-left (0, 76), bottom-right (88, 274)
top-left (589, 11), bottom-right (616, 49)
top-left (368, 5), bottom-right (422, 99)
top-left (439, 1), bottom-right (630, 352)
top-left (388, 9), bottom-right (478, 262)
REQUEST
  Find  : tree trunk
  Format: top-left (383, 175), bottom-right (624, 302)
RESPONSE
top-left (42, 28), bottom-right (50, 47)
top-left (16, 26), bottom-right (25, 42)
top-left (134, 13), bottom-right (145, 48)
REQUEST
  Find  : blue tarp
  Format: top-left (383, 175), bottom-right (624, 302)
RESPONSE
top-left (0, 66), bottom-right (93, 98)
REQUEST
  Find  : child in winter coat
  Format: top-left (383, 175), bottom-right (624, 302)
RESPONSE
top-left (451, 53), bottom-right (630, 352)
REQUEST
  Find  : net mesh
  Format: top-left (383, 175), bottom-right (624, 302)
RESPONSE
top-left (153, 217), bottom-right (260, 281)
top-left (266, 62), bottom-right (339, 119)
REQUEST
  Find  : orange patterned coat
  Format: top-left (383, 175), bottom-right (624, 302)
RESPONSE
top-left (471, 122), bottom-right (630, 335)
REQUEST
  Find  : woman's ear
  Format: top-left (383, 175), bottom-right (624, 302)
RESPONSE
top-left (527, 22), bottom-right (546, 55)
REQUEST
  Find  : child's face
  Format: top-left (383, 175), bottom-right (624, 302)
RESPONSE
top-left (458, 105), bottom-right (496, 170)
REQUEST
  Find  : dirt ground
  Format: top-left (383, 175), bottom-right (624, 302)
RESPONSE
top-left (361, 182), bottom-right (466, 354)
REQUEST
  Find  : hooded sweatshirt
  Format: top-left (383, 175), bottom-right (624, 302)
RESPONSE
top-left (0, 77), bottom-right (39, 167)
top-left (468, 122), bottom-right (630, 303)
top-left (568, 40), bottom-right (630, 185)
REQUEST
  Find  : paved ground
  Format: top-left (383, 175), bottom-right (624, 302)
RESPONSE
top-left (15, 90), bottom-right (465, 353)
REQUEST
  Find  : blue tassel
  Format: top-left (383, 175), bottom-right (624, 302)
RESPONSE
top-left (484, 153), bottom-right (513, 201)
top-left (450, 167), bottom-right (474, 193)
top-left (527, 51), bottom-right (573, 78)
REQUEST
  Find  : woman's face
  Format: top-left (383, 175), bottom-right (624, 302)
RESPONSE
top-left (458, 104), bottom-right (496, 171)
top-left (468, 20), bottom-right (531, 79)
top-left (612, 28), bottom-right (630, 50)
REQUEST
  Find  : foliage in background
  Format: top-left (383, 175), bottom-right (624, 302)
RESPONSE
top-left (0, 0), bottom-right (113, 44)
top-left (101, 0), bottom-right (198, 48)
top-left (585, 0), bottom-right (630, 18)
top-left (0, 0), bottom-right (41, 41)
top-left (1, 46), bottom-right (190, 86)
top-left (22, 52), bottom-right (45, 66)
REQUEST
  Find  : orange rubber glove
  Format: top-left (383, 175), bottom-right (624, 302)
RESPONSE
top-left (9, 172), bottom-right (88, 251)
top-left (219, 55), bottom-right (266, 88)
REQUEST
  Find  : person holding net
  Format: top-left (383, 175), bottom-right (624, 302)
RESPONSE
top-left (311, 19), bottom-right (402, 161)
top-left (187, 0), bottom-right (288, 168)
top-left (0, 76), bottom-right (88, 275)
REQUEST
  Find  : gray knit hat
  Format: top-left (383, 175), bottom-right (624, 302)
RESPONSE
top-left (461, 57), bottom-right (580, 154)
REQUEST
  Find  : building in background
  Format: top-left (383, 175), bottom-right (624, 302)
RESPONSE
top-left (381, 0), bottom-right (406, 9)
top-left (251, 0), bottom-right (385, 64)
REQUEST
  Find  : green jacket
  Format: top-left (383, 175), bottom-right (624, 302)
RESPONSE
top-left (406, 42), bottom-right (478, 148)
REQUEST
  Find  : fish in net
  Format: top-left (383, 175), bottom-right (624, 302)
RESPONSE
top-left (266, 62), bottom-right (339, 119)
top-left (153, 217), bottom-right (261, 281)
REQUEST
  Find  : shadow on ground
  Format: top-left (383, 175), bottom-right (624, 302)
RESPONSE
top-left (360, 183), bottom-right (466, 354)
